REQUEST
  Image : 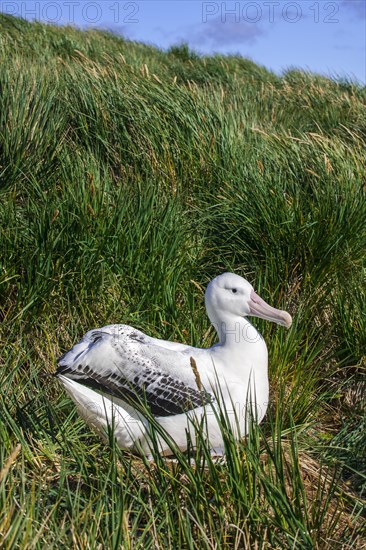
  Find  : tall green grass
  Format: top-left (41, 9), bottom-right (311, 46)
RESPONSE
top-left (0, 13), bottom-right (365, 548)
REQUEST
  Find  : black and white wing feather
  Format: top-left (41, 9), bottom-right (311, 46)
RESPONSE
top-left (56, 325), bottom-right (213, 417)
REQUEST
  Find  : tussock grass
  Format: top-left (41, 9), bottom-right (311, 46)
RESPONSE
top-left (0, 13), bottom-right (365, 548)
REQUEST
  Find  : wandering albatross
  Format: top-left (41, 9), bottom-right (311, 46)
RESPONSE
top-left (56, 273), bottom-right (292, 455)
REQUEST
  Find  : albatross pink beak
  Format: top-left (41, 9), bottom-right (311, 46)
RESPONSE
top-left (249, 290), bottom-right (292, 328)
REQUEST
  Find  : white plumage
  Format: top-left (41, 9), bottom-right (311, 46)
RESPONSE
top-left (56, 273), bottom-right (292, 455)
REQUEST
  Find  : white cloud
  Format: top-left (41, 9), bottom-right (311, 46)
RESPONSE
top-left (187, 17), bottom-right (265, 49)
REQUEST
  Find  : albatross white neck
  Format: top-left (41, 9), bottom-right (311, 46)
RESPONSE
top-left (210, 313), bottom-right (262, 348)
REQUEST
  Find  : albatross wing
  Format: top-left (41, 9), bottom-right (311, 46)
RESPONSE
top-left (57, 324), bottom-right (213, 417)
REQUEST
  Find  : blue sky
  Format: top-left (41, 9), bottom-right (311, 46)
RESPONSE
top-left (1, 1), bottom-right (365, 83)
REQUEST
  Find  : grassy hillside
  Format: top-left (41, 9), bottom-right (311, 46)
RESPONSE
top-left (0, 13), bottom-right (365, 548)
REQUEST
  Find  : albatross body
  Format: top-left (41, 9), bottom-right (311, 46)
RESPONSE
top-left (56, 273), bottom-right (292, 455)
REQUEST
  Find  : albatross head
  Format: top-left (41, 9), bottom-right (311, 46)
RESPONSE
top-left (205, 273), bottom-right (292, 329)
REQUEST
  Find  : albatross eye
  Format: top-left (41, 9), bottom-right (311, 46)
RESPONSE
top-left (232, 288), bottom-right (237, 294)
